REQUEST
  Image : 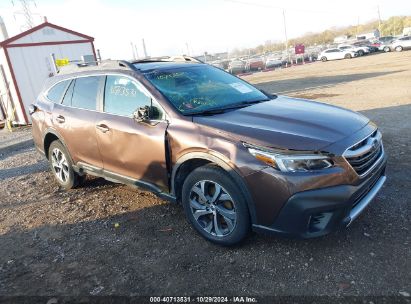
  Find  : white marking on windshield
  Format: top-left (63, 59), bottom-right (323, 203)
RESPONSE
top-left (229, 82), bottom-right (253, 94)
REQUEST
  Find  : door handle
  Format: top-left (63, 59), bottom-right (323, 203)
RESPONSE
top-left (96, 124), bottom-right (110, 133)
top-left (55, 115), bottom-right (65, 123)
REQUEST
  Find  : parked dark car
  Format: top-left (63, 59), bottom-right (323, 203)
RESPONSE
top-left (228, 59), bottom-right (246, 75)
top-left (30, 59), bottom-right (387, 245)
top-left (265, 57), bottom-right (282, 69)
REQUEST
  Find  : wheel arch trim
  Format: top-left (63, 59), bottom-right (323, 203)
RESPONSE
top-left (171, 151), bottom-right (257, 223)
top-left (43, 128), bottom-right (75, 166)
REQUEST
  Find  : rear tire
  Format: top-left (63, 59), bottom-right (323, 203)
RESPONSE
top-left (395, 46), bottom-right (403, 52)
top-left (48, 140), bottom-right (83, 190)
top-left (358, 50), bottom-right (364, 56)
top-left (181, 165), bottom-right (250, 246)
top-left (344, 54), bottom-right (352, 59)
top-left (383, 46), bottom-right (390, 52)
top-left (321, 56), bottom-right (327, 62)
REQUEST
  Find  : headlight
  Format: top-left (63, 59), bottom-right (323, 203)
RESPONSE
top-left (245, 144), bottom-right (333, 172)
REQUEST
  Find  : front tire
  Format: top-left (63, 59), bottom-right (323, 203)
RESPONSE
top-left (358, 50), bottom-right (364, 56)
top-left (48, 140), bottom-right (82, 190)
top-left (181, 165), bottom-right (250, 245)
top-left (321, 56), bottom-right (327, 62)
top-left (344, 54), bottom-right (352, 59)
top-left (384, 46), bottom-right (390, 52)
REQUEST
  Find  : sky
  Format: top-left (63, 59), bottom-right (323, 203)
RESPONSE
top-left (0, 0), bottom-right (410, 59)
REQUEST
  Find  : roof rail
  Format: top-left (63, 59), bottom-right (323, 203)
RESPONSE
top-left (132, 55), bottom-right (203, 64)
top-left (57, 59), bottom-right (136, 74)
top-left (57, 56), bottom-right (204, 75)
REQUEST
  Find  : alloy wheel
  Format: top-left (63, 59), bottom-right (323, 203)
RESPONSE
top-left (189, 180), bottom-right (237, 237)
top-left (51, 148), bottom-right (69, 183)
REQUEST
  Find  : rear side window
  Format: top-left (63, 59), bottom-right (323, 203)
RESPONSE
top-left (46, 80), bottom-right (70, 103)
top-left (71, 76), bottom-right (101, 110)
top-left (62, 80), bottom-right (74, 106)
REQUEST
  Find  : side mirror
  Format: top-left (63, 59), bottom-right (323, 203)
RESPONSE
top-left (28, 104), bottom-right (38, 115)
top-left (133, 105), bottom-right (150, 122)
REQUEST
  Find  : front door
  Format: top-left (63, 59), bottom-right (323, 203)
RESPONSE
top-left (94, 75), bottom-right (169, 190)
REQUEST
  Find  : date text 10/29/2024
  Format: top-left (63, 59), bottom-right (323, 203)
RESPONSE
top-left (149, 296), bottom-right (258, 303)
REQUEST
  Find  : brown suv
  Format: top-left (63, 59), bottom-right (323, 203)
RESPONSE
top-left (30, 59), bottom-right (387, 245)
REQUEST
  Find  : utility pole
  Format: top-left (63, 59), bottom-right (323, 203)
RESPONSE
top-left (377, 5), bottom-right (382, 36)
top-left (185, 42), bottom-right (190, 56)
top-left (0, 16), bottom-right (9, 40)
top-left (282, 9), bottom-right (290, 64)
top-left (393, 17), bottom-right (396, 36)
top-left (142, 38), bottom-right (148, 58)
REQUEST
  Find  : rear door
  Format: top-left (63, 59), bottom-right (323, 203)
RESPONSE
top-left (52, 76), bottom-right (104, 169)
top-left (94, 74), bottom-right (169, 190)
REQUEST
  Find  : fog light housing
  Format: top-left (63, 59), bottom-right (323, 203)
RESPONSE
top-left (308, 212), bottom-right (333, 232)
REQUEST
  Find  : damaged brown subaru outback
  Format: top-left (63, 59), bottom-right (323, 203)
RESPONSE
top-left (30, 59), bottom-right (387, 245)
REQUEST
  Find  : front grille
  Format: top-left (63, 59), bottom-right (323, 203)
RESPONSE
top-left (344, 130), bottom-right (383, 176)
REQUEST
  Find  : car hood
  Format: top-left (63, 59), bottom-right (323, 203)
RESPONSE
top-left (193, 96), bottom-right (369, 151)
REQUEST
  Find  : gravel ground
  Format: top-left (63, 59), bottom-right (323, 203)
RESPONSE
top-left (0, 51), bottom-right (410, 300)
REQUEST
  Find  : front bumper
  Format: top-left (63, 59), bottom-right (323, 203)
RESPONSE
top-left (252, 159), bottom-right (387, 238)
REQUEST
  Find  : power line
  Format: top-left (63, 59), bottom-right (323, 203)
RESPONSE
top-left (12, 0), bottom-right (38, 30)
top-left (220, 0), bottom-right (378, 15)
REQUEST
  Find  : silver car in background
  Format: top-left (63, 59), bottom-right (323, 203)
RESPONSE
top-left (390, 36), bottom-right (411, 52)
top-left (338, 44), bottom-right (370, 56)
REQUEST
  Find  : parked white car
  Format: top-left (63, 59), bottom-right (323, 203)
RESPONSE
top-left (390, 36), bottom-right (411, 52)
top-left (338, 44), bottom-right (370, 56)
top-left (318, 48), bottom-right (358, 62)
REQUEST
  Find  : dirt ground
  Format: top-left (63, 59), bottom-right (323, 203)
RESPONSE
top-left (0, 51), bottom-right (410, 300)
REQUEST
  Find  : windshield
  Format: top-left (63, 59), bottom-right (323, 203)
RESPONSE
top-left (142, 64), bottom-right (270, 115)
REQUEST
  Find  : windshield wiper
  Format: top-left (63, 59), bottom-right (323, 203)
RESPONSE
top-left (186, 99), bottom-right (270, 116)
top-left (239, 98), bottom-right (270, 105)
top-left (187, 105), bottom-right (243, 116)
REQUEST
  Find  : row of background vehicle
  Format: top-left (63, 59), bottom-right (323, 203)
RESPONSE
top-left (206, 34), bottom-right (410, 75)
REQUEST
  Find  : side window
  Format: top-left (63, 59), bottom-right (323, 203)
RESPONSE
top-left (104, 75), bottom-right (163, 119)
top-left (46, 80), bottom-right (70, 103)
top-left (71, 76), bottom-right (101, 110)
top-left (62, 80), bottom-right (74, 106)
